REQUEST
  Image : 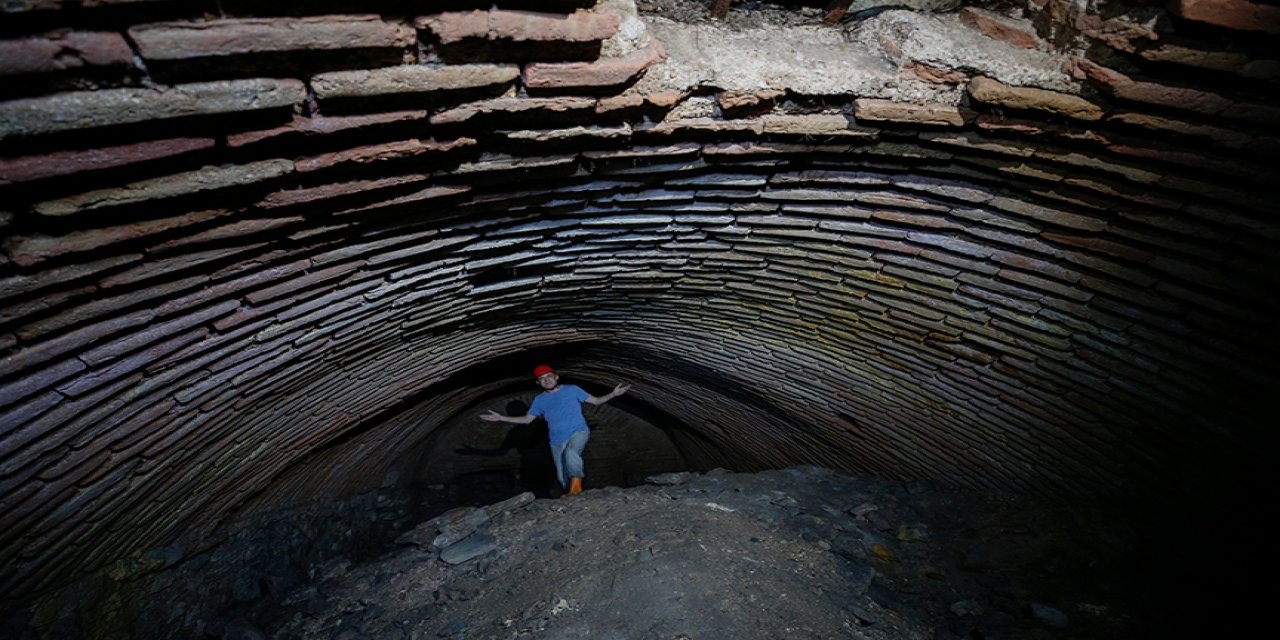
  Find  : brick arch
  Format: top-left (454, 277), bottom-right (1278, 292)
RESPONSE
top-left (1, 0), bottom-right (1276, 628)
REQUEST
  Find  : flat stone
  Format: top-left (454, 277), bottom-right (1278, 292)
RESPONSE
top-left (0, 31), bottom-right (133, 75)
top-left (0, 78), bottom-right (305, 140)
top-left (440, 532), bottom-right (499, 563)
top-left (311, 63), bottom-right (519, 99)
top-left (968, 76), bottom-right (1104, 121)
top-left (1028, 602), bottom-right (1070, 628)
top-left (130, 15), bottom-right (414, 60)
top-left (854, 98), bottom-right (973, 126)
top-left (417, 9), bottom-right (619, 44)
top-left (484, 491), bottom-right (536, 517)
top-left (34, 159), bottom-right (294, 215)
top-left (645, 471), bottom-right (692, 485)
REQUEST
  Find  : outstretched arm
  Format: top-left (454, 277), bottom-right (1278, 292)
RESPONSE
top-left (479, 410), bottom-right (537, 424)
top-left (586, 383), bottom-right (631, 406)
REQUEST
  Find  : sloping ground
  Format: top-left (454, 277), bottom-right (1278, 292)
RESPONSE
top-left (255, 467), bottom-right (1174, 640)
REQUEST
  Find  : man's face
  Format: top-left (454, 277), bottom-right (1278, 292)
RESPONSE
top-left (536, 372), bottom-right (559, 390)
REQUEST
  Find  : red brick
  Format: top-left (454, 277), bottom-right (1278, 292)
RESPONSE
top-left (1169, 0), bottom-right (1280, 34)
top-left (523, 40), bottom-right (666, 91)
top-left (259, 174), bottom-right (430, 208)
top-left (0, 357), bottom-right (85, 408)
top-left (958, 8), bottom-right (1040, 49)
top-left (417, 9), bottom-right (619, 44)
top-left (716, 90), bottom-right (785, 113)
top-left (34, 159), bottom-right (294, 215)
top-left (1073, 58), bottom-right (1234, 116)
top-left (855, 99), bottom-right (974, 127)
top-left (311, 64), bottom-right (518, 99)
top-left (0, 31), bottom-right (132, 76)
top-left (243, 261), bottom-right (363, 305)
top-left (226, 111), bottom-right (430, 148)
top-left (902, 61), bottom-right (967, 85)
top-left (295, 137), bottom-right (475, 172)
top-left (430, 97), bottom-right (594, 125)
top-left (81, 302), bottom-right (234, 366)
top-left (331, 185), bottom-right (471, 217)
top-left (0, 308), bottom-right (154, 375)
top-left (130, 15), bottom-right (414, 60)
top-left (0, 78), bottom-right (305, 140)
top-left (3, 209), bottom-right (227, 267)
top-left (1041, 231), bottom-right (1154, 262)
top-left (0, 137), bottom-right (214, 185)
top-left (968, 76), bottom-right (1105, 121)
top-left (150, 217), bottom-right (304, 252)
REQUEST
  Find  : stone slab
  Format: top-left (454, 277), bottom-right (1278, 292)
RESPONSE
top-left (0, 31), bottom-right (133, 76)
top-left (34, 159), bottom-right (294, 215)
top-left (524, 40), bottom-right (665, 90)
top-left (311, 63), bottom-right (519, 99)
top-left (968, 76), bottom-right (1104, 121)
top-left (0, 78), bottom-right (305, 139)
top-left (0, 137), bottom-right (214, 184)
top-left (854, 99), bottom-right (973, 126)
top-left (131, 15), bottom-right (414, 60)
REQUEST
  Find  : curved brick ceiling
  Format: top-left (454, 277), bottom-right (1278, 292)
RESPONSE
top-left (1, 0), bottom-right (1278, 609)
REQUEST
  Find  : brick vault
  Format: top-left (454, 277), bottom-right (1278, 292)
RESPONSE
top-left (0, 0), bottom-right (1277, 634)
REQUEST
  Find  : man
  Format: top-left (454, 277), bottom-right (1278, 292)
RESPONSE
top-left (480, 365), bottom-right (630, 496)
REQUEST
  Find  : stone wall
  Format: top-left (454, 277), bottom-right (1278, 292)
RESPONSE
top-left (1, 0), bottom-right (1278, 636)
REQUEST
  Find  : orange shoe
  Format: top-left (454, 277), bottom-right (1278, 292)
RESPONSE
top-left (568, 477), bottom-right (583, 495)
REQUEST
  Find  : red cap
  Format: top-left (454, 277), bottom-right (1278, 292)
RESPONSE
top-left (533, 365), bottom-right (555, 378)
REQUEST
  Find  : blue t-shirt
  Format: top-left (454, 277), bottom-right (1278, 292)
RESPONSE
top-left (529, 384), bottom-right (591, 446)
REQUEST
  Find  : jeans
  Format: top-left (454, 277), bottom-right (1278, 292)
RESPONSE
top-left (549, 429), bottom-right (589, 489)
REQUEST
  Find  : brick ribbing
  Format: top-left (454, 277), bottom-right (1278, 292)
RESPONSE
top-left (2, 0), bottom-right (1279, 618)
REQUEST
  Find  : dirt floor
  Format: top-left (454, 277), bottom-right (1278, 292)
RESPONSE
top-left (247, 466), bottom-right (1205, 640)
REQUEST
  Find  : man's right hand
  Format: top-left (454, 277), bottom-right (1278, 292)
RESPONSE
top-left (479, 410), bottom-right (503, 422)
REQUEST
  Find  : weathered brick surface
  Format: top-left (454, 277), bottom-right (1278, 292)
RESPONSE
top-left (226, 111), bottom-right (431, 147)
top-left (968, 76), bottom-right (1104, 121)
top-left (417, 9), bottom-right (619, 44)
top-left (523, 40), bottom-right (665, 91)
top-left (1168, 0), bottom-right (1280, 34)
top-left (0, 78), bottom-right (305, 139)
top-left (34, 159), bottom-right (294, 215)
top-left (311, 64), bottom-right (519, 99)
top-left (854, 99), bottom-right (973, 126)
top-left (1073, 58), bottom-right (1279, 125)
top-left (294, 138), bottom-right (475, 172)
top-left (3, 209), bottom-right (227, 266)
top-left (431, 96), bottom-right (595, 125)
top-left (0, 137), bottom-right (215, 185)
top-left (958, 8), bottom-right (1040, 50)
top-left (0, 31), bottom-right (133, 75)
top-left (130, 15), bottom-right (414, 60)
